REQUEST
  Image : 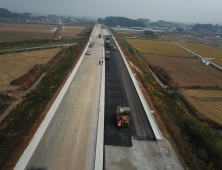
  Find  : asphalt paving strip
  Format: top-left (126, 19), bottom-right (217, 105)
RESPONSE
top-left (104, 35), bottom-right (155, 147)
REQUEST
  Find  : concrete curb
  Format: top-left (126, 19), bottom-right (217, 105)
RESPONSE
top-left (94, 30), bottom-right (105, 170)
top-left (112, 36), bottom-right (164, 141)
top-left (14, 36), bottom-right (93, 170)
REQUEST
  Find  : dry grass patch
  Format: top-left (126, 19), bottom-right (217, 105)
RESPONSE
top-left (127, 39), bottom-right (194, 56)
top-left (161, 34), bottom-right (200, 43)
top-left (0, 23), bottom-right (57, 41)
top-left (60, 26), bottom-right (86, 38)
top-left (144, 55), bottom-right (222, 86)
top-left (0, 48), bottom-right (62, 85)
top-left (178, 42), bottom-right (222, 59)
top-left (115, 30), bottom-right (139, 34)
top-left (181, 90), bottom-right (222, 125)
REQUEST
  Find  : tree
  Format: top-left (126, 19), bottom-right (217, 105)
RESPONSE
top-left (101, 16), bottom-right (145, 27)
top-left (143, 30), bottom-right (154, 38)
top-left (176, 27), bottom-right (183, 33)
top-left (97, 18), bottom-right (104, 24)
top-left (23, 12), bottom-right (31, 18)
top-left (170, 91), bottom-right (179, 101)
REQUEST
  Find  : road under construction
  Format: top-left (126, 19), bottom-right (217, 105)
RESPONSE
top-left (14, 25), bottom-right (183, 170)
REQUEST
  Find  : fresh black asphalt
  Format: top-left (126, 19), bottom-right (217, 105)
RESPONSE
top-left (104, 33), bottom-right (156, 147)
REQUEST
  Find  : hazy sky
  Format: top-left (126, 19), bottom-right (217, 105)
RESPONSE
top-left (0, 0), bottom-right (222, 24)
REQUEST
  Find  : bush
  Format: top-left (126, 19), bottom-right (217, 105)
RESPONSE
top-left (170, 91), bottom-right (179, 101)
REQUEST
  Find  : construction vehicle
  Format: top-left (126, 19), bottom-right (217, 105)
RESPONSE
top-left (104, 36), bottom-right (110, 47)
top-left (116, 106), bottom-right (130, 128)
top-left (105, 51), bottom-right (110, 60)
top-left (113, 44), bottom-right (117, 51)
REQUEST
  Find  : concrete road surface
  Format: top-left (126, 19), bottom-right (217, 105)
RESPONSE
top-left (25, 25), bottom-right (103, 170)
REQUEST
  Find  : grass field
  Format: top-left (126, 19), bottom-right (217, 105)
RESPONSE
top-left (126, 39), bottom-right (194, 56)
top-left (161, 34), bottom-right (201, 43)
top-left (0, 48), bottom-right (62, 85)
top-left (178, 42), bottom-right (222, 59)
top-left (181, 90), bottom-right (222, 125)
top-left (0, 23), bottom-right (57, 41)
top-left (114, 30), bottom-right (139, 34)
top-left (144, 55), bottom-right (222, 86)
top-left (212, 59), bottom-right (222, 67)
top-left (60, 26), bottom-right (86, 38)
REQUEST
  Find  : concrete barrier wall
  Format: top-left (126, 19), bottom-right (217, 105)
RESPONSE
top-left (94, 28), bottom-right (105, 170)
top-left (14, 38), bottom-right (92, 170)
top-left (112, 36), bottom-right (164, 141)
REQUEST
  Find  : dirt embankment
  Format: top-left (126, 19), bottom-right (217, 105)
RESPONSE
top-left (10, 47), bottom-right (66, 92)
top-left (10, 64), bottom-right (43, 86)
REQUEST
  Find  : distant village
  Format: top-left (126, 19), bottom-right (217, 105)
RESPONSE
top-left (25, 14), bottom-right (98, 24)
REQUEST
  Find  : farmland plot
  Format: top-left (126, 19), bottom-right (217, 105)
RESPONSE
top-left (0, 48), bottom-right (62, 85)
top-left (144, 55), bottom-right (222, 86)
top-left (0, 23), bottom-right (57, 41)
top-left (126, 39), bottom-right (194, 56)
top-left (161, 34), bottom-right (201, 43)
top-left (181, 90), bottom-right (222, 125)
top-left (178, 42), bottom-right (222, 59)
top-left (212, 59), bottom-right (222, 67)
top-left (60, 26), bottom-right (86, 38)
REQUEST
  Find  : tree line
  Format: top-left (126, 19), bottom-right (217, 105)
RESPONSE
top-left (98, 16), bottom-right (145, 27)
top-left (0, 8), bottom-right (24, 18)
top-left (192, 23), bottom-right (222, 32)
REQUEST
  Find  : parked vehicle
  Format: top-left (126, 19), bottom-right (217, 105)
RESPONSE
top-left (99, 34), bottom-right (102, 38)
top-left (85, 51), bottom-right (91, 55)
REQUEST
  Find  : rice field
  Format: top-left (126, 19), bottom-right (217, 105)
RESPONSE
top-left (144, 55), bottom-right (222, 86)
top-left (0, 23), bottom-right (57, 41)
top-left (126, 39), bottom-right (194, 56)
top-left (0, 48), bottom-right (62, 85)
top-left (178, 42), bottom-right (222, 59)
top-left (60, 26), bottom-right (86, 38)
top-left (181, 90), bottom-right (222, 125)
top-left (212, 59), bottom-right (222, 67)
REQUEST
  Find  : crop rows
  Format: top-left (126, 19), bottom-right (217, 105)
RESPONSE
top-left (181, 90), bottom-right (222, 125)
top-left (144, 55), bottom-right (222, 86)
top-left (0, 48), bottom-right (61, 85)
top-left (126, 39), bottom-right (195, 56)
top-left (178, 42), bottom-right (222, 59)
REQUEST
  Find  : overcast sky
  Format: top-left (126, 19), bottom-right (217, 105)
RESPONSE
top-left (0, 0), bottom-right (222, 24)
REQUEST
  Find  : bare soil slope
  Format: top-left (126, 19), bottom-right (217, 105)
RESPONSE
top-left (0, 48), bottom-right (62, 85)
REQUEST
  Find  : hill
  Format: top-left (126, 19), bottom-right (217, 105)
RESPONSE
top-left (98, 16), bottom-right (145, 27)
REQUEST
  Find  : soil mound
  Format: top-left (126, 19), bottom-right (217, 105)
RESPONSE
top-left (10, 64), bottom-right (43, 86)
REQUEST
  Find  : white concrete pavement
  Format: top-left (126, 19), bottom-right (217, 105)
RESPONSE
top-left (14, 25), bottom-right (104, 170)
